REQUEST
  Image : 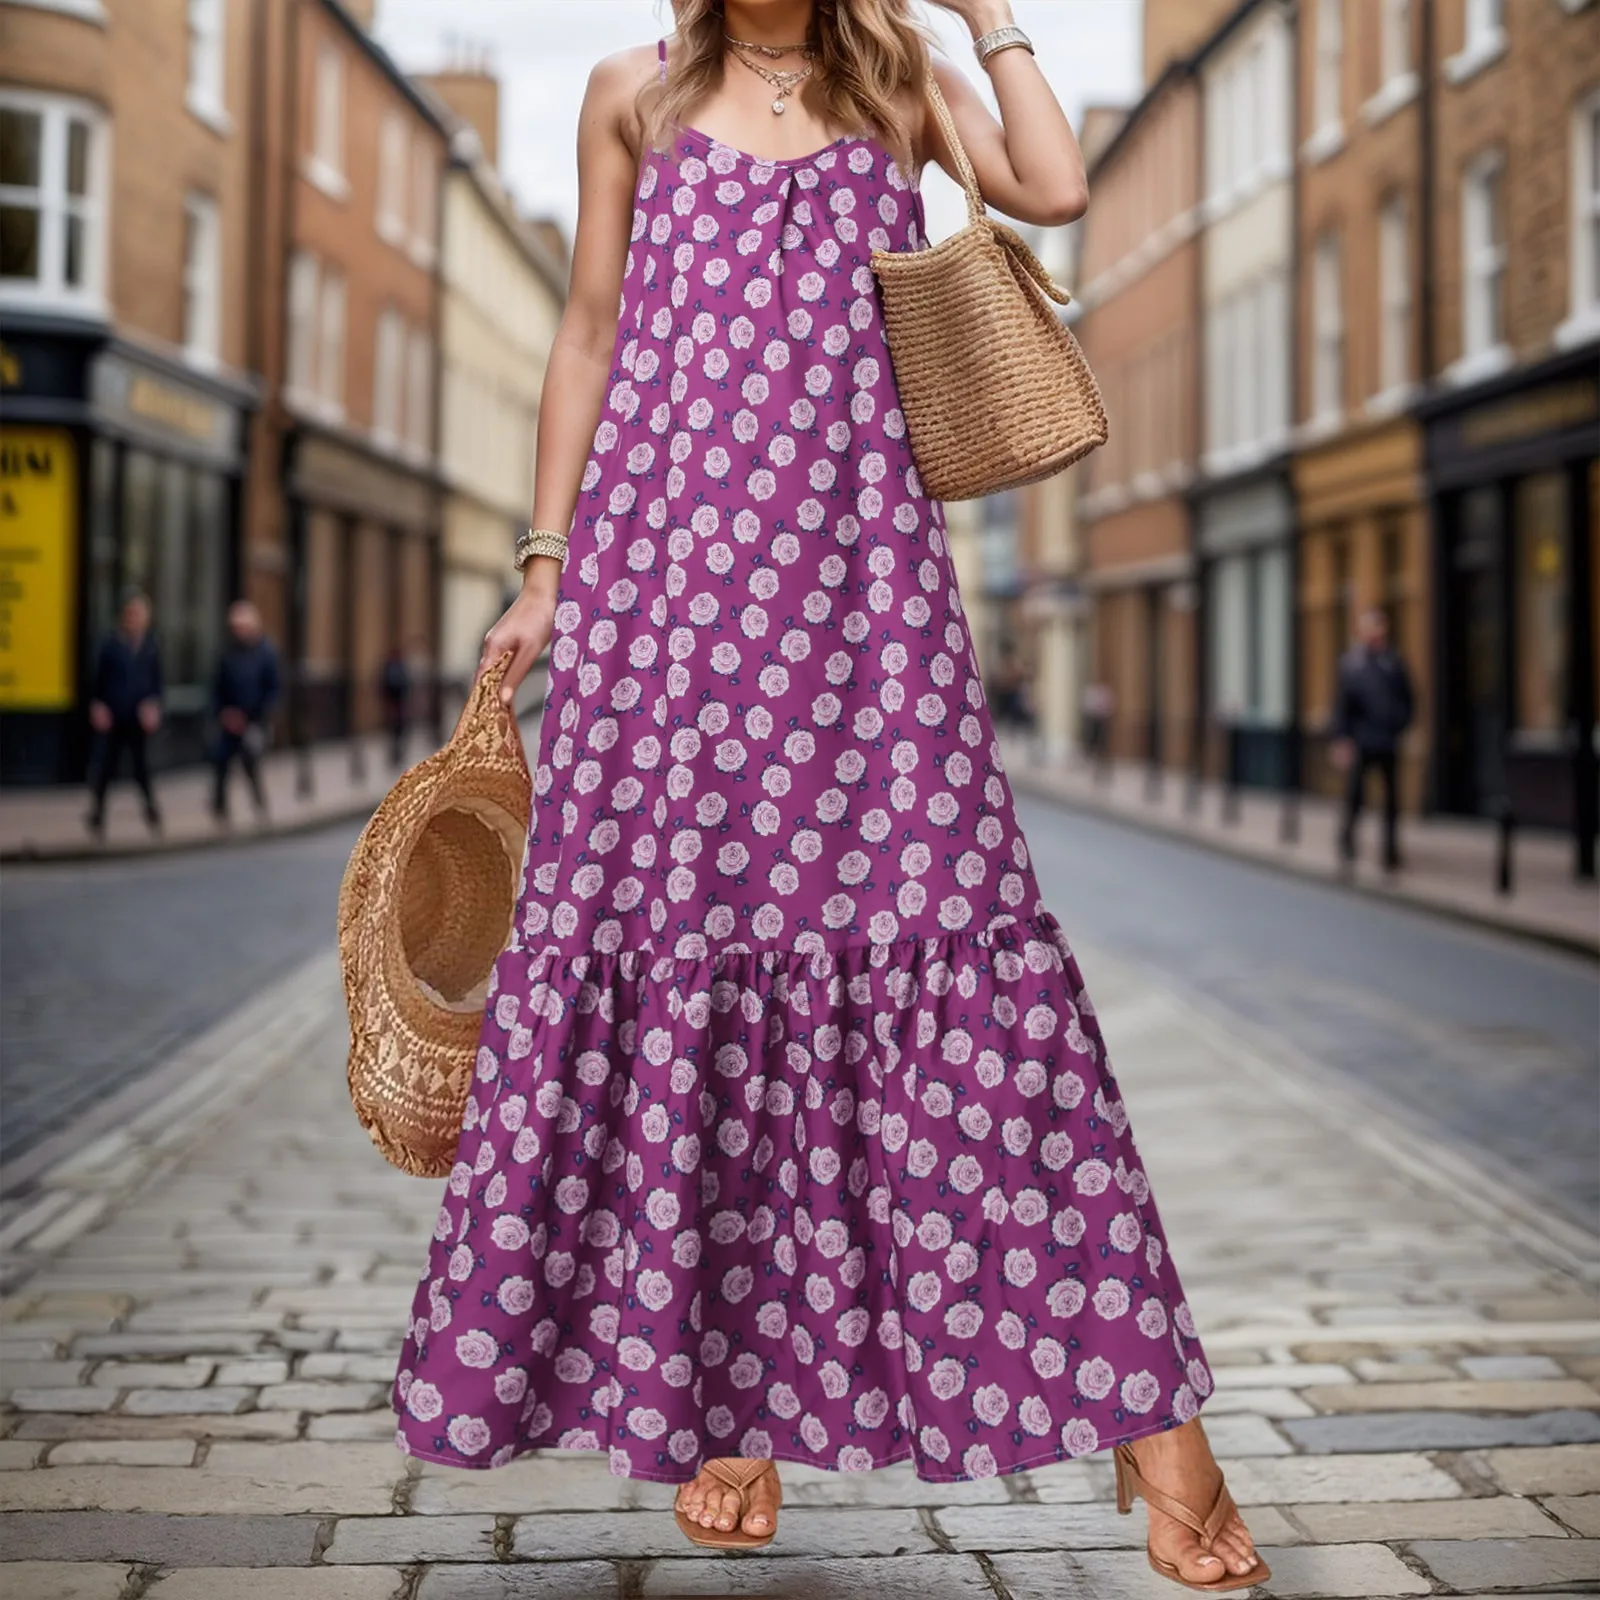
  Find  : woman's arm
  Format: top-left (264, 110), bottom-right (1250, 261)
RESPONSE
top-left (478, 46), bottom-right (654, 702)
top-left (923, 2), bottom-right (1088, 228)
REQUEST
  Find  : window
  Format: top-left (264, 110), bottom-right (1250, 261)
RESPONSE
top-left (373, 307), bottom-right (405, 442)
top-left (1513, 474), bottom-right (1568, 739)
top-left (1378, 196), bottom-right (1411, 395)
top-left (410, 141), bottom-right (436, 263)
top-left (1564, 92), bottom-right (1600, 341)
top-left (286, 250), bottom-right (319, 396)
top-left (405, 329), bottom-right (433, 456)
top-left (1448, 0), bottom-right (1506, 81)
top-left (1461, 151), bottom-right (1507, 364)
top-left (309, 42), bottom-right (345, 196)
top-left (1380, 0), bottom-right (1411, 83)
top-left (1312, 231), bottom-right (1343, 421)
top-left (377, 113), bottom-right (406, 242)
top-left (187, 0), bottom-right (226, 125)
top-left (1466, 0), bottom-right (1504, 50)
top-left (1313, 0), bottom-right (1342, 134)
top-left (316, 267), bottom-right (346, 413)
top-left (0, 93), bottom-right (106, 310)
top-left (181, 193), bottom-right (220, 363)
top-left (1260, 269), bottom-right (1290, 443)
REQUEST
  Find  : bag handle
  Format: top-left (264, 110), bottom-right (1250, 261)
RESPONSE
top-left (922, 71), bottom-right (1074, 308)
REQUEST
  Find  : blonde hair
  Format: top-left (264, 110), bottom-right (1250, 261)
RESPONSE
top-left (642, 0), bottom-right (935, 174)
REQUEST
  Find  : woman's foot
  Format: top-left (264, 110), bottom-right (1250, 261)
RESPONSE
top-left (673, 1458), bottom-right (781, 1540)
top-left (1127, 1420), bottom-right (1263, 1586)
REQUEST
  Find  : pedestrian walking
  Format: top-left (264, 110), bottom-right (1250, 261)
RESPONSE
top-left (1332, 606), bottom-right (1414, 872)
top-left (384, 2), bottom-right (1264, 1589)
top-left (212, 600), bottom-right (280, 822)
top-left (381, 644), bottom-right (412, 769)
top-left (85, 588), bottom-right (163, 836)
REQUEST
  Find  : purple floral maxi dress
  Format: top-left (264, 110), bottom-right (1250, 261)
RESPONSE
top-left (394, 56), bottom-right (1213, 1486)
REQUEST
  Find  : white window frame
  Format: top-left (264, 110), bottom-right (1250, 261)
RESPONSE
top-left (3, 0), bottom-right (107, 20)
top-left (405, 328), bottom-right (434, 460)
top-left (285, 249), bottom-right (319, 403)
top-left (307, 42), bottom-right (348, 200)
top-left (181, 191), bottom-right (221, 367)
top-left (1372, 195), bottom-right (1413, 406)
top-left (186, 0), bottom-right (229, 133)
top-left (1364, 0), bottom-right (1419, 125)
top-left (1452, 149), bottom-right (1511, 384)
top-left (409, 140), bottom-right (436, 268)
top-left (1557, 89), bottom-right (1600, 347)
top-left (1313, 0), bottom-right (1342, 137)
top-left (1310, 231), bottom-right (1344, 427)
top-left (316, 266), bottom-right (346, 417)
top-left (372, 305), bottom-right (405, 445)
top-left (0, 90), bottom-right (109, 315)
top-left (1446, 0), bottom-right (1507, 84)
top-left (376, 112), bottom-right (407, 245)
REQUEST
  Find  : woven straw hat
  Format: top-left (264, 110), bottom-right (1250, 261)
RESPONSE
top-left (338, 654), bottom-right (532, 1178)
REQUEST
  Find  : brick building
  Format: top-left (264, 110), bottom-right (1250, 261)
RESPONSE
top-left (242, 0), bottom-right (452, 750)
top-left (1416, 0), bottom-right (1598, 844)
top-left (1291, 0), bottom-right (1432, 810)
top-left (418, 66), bottom-right (568, 728)
top-left (1073, 59), bottom-right (1205, 775)
top-left (1192, 0), bottom-right (1299, 793)
top-left (1, 0), bottom-right (260, 781)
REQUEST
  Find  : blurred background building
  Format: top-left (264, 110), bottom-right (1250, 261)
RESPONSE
top-left (1, 0), bottom-right (1594, 881)
top-left (0, 0), bottom-right (567, 783)
top-left (1060, 0), bottom-right (1597, 872)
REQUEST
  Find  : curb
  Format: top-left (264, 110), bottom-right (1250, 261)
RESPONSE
top-left (1005, 759), bottom-right (1599, 963)
top-left (1, 712), bottom-right (545, 867)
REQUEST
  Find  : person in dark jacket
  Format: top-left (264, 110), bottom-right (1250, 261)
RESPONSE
top-left (212, 600), bottom-right (280, 821)
top-left (86, 588), bottom-right (163, 835)
top-left (1332, 606), bottom-right (1414, 870)
top-left (381, 644), bottom-right (412, 769)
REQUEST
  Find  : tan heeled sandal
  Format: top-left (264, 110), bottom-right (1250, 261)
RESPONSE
top-left (1114, 1436), bottom-right (1269, 1593)
top-left (673, 1457), bottom-right (782, 1550)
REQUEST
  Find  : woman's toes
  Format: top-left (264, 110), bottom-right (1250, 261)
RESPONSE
top-left (1181, 1548), bottom-right (1228, 1583)
top-left (714, 1485), bottom-right (742, 1530)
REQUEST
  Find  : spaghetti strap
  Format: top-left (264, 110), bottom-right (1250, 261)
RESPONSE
top-left (658, 37), bottom-right (667, 83)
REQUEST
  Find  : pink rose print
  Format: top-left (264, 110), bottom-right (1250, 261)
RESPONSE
top-left (392, 97), bottom-right (1210, 1488)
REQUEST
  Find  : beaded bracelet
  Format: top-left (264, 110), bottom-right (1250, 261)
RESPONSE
top-left (973, 24), bottom-right (1034, 67)
top-left (514, 527), bottom-right (569, 570)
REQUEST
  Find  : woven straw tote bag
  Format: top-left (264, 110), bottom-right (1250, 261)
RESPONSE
top-left (338, 653), bottom-right (531, 1178)
top-left (870, 74), bottom-right (1107, 502)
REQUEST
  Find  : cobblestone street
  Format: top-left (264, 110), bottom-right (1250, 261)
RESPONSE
top-left (1, 930), bottom-right (1596, 1598)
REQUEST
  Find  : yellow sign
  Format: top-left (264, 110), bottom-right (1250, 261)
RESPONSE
top-left (0, 429), bottom-right (77, 710)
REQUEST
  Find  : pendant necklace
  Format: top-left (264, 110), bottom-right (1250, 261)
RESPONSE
top-left (725, 36), bottom-right (815, 116)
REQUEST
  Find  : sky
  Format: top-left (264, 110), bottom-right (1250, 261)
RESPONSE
top-left (372, 0), bottom-right (1143, 246)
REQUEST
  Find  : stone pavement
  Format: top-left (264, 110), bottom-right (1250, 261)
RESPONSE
top-left (0, 693), bottom-right (546, 866)
top-left (1, 949), bottom-right (1598, 1598)
top-left (999, 740), bottom-right (1600, 960)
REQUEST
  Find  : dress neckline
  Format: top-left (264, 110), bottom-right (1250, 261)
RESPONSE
top-left (675, 123), bottom-right (864, 169)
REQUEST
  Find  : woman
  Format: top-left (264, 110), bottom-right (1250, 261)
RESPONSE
top-left (395, 1), bottom-right (1265, 1589)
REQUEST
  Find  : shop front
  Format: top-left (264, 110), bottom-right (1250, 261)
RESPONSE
top-left (1195, 473), bottom-right (1297, 792)
top-left (1292, 416), bottom-right (1428, 810)
top-left (0, 328), bottom-right (254, 784)
top-left (284, 428), bottom-right (442, 754)
top-left (1422, 346), bottom-right (1598, 853)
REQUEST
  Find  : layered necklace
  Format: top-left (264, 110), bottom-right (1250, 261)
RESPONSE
top-left (724, 31), bottom-right (816, 116)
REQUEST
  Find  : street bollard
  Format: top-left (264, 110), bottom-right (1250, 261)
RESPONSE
top-left (1494, 795), bottom-right (1515, 897)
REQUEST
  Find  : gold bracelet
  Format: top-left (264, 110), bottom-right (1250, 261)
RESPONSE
top-left (514, 527), bottom-right (569, 570)
top-left (973, 25), bottom-right (1033, 67)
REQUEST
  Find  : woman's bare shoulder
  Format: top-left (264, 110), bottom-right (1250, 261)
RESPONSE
top-left (585, 42), bottom-right (663, 108)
